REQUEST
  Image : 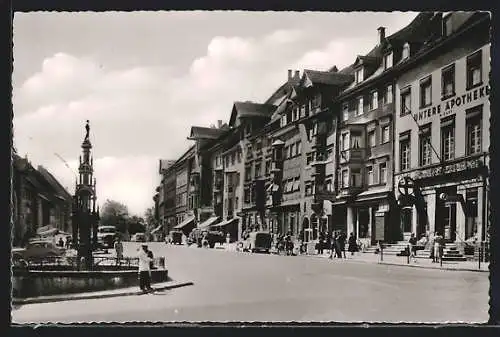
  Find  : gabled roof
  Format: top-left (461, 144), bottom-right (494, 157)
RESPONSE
top-left (303, 69), bottom-right (354, 86)
top-left (159, 159), bottom-right (176, 173)
top-left (188, 126), bottom-right (227, 140)
top-left (229, 101), bottom-right (277, 127)
top-left (37, 166), bottom-right (72, 200)
top-left (353, 55), bottom-right (381, 67)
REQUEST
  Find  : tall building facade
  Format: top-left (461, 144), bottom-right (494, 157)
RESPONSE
top-left (155, 11), bottom-right (491, 247)
top-left (393, 12), bottom-right (491, 243)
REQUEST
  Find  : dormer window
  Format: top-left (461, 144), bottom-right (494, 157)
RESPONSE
top-left (402, 43), bottom-right (410, 59)
top-left (355, 67), bottom-right (364, 84)
top-left (443, 14), bottom-right (453, 37)
top-left (384, 52), bottom-right (393, 70)
top-left (280, 114), bottom-right (287, 128)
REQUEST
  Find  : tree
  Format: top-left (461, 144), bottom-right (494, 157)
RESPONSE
top-left (144, 207), bottom-right (157, 228)
top-left (100, 199), bottom-right (129, 233)
top-left (126, 215), bottom-right (146, 235)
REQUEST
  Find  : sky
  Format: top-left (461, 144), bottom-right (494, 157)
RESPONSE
top-left (12, 11), bottom-right (418, 217)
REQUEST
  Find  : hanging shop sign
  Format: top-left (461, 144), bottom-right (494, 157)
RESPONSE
top-left (413, 84), bottom-right (490, 123)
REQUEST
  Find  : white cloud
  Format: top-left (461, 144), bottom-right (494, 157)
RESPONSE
top-left (13, 16), bottom-right (415, 216)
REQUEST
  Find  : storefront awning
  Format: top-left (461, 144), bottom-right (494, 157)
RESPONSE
top-left (356, 188), bottom-right (390, 203)
top-left (211, 218), bottom-right (238, 228)
top-left (173, 216), bottom-right (196, 230)
top-left (198, 216), bottom-right (220, 229)
top-left (151, 225), bottom-right (163, 234)
top-left (37, 226), bottom-right (58, 237)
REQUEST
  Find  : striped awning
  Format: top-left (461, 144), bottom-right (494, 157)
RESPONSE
top-left (198, 216), bottom-right (220, 229)
top-left (173, 216), bottom-right (195, 230)
top-left (211, 218), bottom-right (238, 228)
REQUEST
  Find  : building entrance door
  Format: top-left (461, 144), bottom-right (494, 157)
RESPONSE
top-left (435, 187), bottom-right (458, 242)
top-left (400, 207), bottom-right (412, 240)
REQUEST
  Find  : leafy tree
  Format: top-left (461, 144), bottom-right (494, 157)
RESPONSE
top-left (144, 207), bottom-right (157, 228)
top-left (126, 215), bottom-right (146, 235)
top-left (100, 199), bottom-right (129, 233)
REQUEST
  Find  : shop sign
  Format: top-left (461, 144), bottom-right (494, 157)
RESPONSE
top-left (410, 156), bottom-right (484, 180)
top-left (413, 84), bottom-right (490, 123)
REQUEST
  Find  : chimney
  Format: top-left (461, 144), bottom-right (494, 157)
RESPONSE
top-left (330, 66), bottom-right (338, 73)
top-left (377, 26), bottom-right (386, 44)
top-left (218, 120), bottom-right (223, 129)
top-left (294, 70), bottom-right (300, 80)
top-left (288, 69), bottom-right (292, 81)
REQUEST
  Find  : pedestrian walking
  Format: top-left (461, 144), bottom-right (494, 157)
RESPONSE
top-left (317, 232), bottom-right (325, 255)
top-left (348, 232), bottom-right (358, 256)
top-left (409, 233), bottom-right (418, 263)
top-left (433, 232), bottom-right (443, 263)
top-left (114, 236), bottom-right (124, 260)
top-left (339, 231), bottom-right (347, 258)
top-left (137, 244), bottom-right (153, 293)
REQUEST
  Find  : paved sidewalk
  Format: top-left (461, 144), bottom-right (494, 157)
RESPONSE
top-left (220, 242), bottom-right (489, 272)
top-left (12, 279), bottom-right (194, 306)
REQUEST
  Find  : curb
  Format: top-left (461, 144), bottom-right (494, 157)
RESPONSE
top-left (12, 281), bottom-right (194, 305)
top-left (286, 252), bottom-right (489, 273)
top-left (377, 261), bottom-right (489, 273)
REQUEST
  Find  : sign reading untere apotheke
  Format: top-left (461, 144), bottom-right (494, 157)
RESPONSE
top-left (413, 84), bottom-right (490, 123)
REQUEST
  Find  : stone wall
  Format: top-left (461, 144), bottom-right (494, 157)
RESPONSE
top-left (12, 268), bottom-right (168, 298)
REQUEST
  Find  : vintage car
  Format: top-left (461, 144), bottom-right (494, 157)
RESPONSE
top-left (13, 240), bottom-right (65, 262)
top-left (170, 230), bottom-right (183, 245)
top-left (131, 232), bottom-right (146, 242)
top-left (97, 225), bottom-right (117, 248)
top-left (246, 231), bottom-right (272, 254)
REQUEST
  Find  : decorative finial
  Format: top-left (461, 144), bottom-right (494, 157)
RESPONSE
top-left (85, 120), bottom-right (90, 141)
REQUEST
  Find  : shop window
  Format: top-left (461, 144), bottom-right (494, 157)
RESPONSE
top-left (441, 64), bottom-right (455, 99)
top-left (466, 50), bottom-right (482, 89)
top-left (466, 105), bottom-right (482, 156)
top-left (465, 188), bottom-right (479, 240)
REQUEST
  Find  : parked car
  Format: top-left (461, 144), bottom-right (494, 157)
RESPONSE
top-left (132, 232), bottom-right (146, 242)
top-left (170, 230), bottom-right (183, 245)
top-left (97, 225), bottom-right (117, 248)
top-left (12, 240), bottom-right (65, 262)
top-left (206, 231), bottom-right (225, 248)
top-left (246, 231), bottom-right (272, 253)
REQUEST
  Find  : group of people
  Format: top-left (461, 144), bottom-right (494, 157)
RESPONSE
top-left (327, 231), bottom-right (359, 259)
top-left (275, 233), bottom-right (294, 255)
top-left (407, 231), bottom-right (445, 263)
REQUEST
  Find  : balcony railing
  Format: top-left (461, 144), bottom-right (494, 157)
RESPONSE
top-left (340, 148), bottom-right (367, 163)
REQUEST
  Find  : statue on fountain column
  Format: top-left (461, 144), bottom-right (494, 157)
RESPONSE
top-left (85, 120), bottom-right (90, 141)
